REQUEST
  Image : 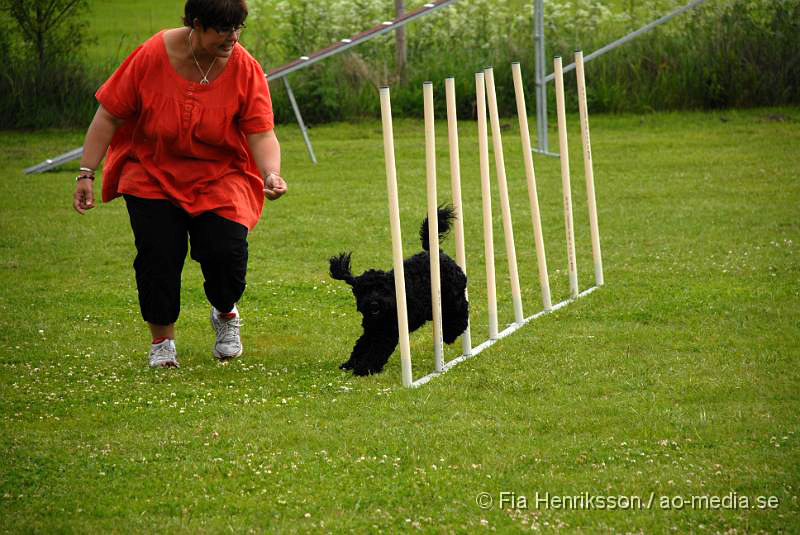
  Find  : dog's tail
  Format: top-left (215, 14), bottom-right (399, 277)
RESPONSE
top-left (420, 205), bottom-right (456, 251)
top-left (329, 252), bottom-right (355, 285)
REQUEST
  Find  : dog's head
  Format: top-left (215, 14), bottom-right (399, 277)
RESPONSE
top-left (329, 253), bottom-right (396, 324)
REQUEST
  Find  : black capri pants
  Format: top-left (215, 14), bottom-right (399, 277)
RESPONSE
top-left (124, 195), bottom-right (249, 326)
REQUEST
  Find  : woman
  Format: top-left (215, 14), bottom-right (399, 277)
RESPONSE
top-left (73, 0), bottom-right (286, 369)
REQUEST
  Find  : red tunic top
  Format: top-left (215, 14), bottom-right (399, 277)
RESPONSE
top-left (96, 31), bottom-right (274, 230)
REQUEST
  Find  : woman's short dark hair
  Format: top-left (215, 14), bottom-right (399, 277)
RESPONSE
top-left (183, 0), bottom-right (248, 30)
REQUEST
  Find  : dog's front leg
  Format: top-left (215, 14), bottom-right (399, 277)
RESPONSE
top-left (352, 329), bottom-right (398, 376)
top-left (340, 331), bottom-right (372, 370)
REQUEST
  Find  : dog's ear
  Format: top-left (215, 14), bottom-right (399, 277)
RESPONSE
top-left (329, 252), bottom-right (355, 285)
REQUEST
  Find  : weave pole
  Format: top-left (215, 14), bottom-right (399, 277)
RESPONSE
top-left (511, 62), bottom-right (552, 311)
top-left (423, 82), bottom-right (444, 372)
top-left (484, 67), bottom-right (525, 324)
top-left (554, 57), bottom-right (579, 299)
top-left (445, 77), bottom-right (472, 357)
top-left (475, 72), bottom-right (498, 340)
top-left (379, 87), bottom-right (413, 387)
top-left (402, 63), bottom-right (605, 388)
top-left (575, 51), bottom-right (604, 287)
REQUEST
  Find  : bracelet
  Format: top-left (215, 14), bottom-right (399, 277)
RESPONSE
top-left (76, 174), bottom-right (95, 182)
top-left (79, 166), bottom-right (95, 174)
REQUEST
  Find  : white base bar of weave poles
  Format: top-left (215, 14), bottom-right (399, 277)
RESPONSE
top-left (412, 286), bottom-right (599, 387)
top-left (379, 53), bottom-right (603, 388)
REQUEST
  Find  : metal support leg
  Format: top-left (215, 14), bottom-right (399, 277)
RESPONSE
top-left (282, 76), bottom-right (317, 165)
top-left (23, 147), bottom-right (83, 175)
top-left (533, 0), bottom-right (558, 158)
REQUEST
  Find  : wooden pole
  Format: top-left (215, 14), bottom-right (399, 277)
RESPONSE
top-left (575, 51), bottom-right (604, 287)
top-left (423, 82), bottom-right (444, 372)
top-left (554, 57), bottom-right (579, 298)
top-left (445, 77), bottom-right (472, 356)
top-left (484, 67), bottom-right (524, 324)
top-left (475, 72), bottom-right (498, 340)
top-left (380, 87), bottom-right (413, 386)
top-left (512, 62), bottom-right (552, 311)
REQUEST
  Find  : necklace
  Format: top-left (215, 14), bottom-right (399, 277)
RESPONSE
top-left (188, 29), bottom-right (216, 85)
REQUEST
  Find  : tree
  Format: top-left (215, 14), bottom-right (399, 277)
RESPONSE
top-left (0, 0), bottom-right (93, 129)
top-left (1, 0), bottom-right (88, 68)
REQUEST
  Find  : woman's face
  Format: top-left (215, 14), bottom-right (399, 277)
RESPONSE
top-left (193, 19), bottom-right (244, 58)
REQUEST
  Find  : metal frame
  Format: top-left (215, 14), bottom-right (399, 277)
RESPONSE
top-left (267, 0), bottom-right (458, 81)
top-left (532, 0), bottom-right (709, 156)
top-left (23, 148), bottom-right (83, 175)
top-left (266, 0), bottom-right (459, 165)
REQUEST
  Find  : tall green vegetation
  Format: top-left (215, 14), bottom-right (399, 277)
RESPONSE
top-left (0, 0), bottom-right (797, 129)
top-left (245, 0), bottom-right (800, 124)
top-left (0, 0), bottom-right (98, 128)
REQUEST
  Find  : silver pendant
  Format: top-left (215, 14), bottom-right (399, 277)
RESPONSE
top-left (200, 77), bottom-right (210, 85)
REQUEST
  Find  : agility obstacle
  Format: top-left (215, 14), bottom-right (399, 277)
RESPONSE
top-left (380, 52), bottom-right (604, 388)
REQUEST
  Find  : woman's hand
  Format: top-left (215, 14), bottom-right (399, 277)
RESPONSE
top-left (73, 178), bottom-right (95, 214)
top-left (264, 173), bottom-right (287, 200)
top-left (246, 130), bottom-right (283, 201)
top-left (73, 105), bottom-right (122, 215)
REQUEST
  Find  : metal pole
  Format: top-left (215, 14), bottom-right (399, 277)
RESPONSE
top-left (23, 147), bottom-right (83, 175)
top-left (543, 0), bottom-right (709, 83)
top-left (282, 76), bottom-right (317, 165)
top-left (267, 0), bottom-right (459, 81)
top-left (533, 0), bottom-right (556, 157)
top-left (533, 0), bottom-right (545, 153)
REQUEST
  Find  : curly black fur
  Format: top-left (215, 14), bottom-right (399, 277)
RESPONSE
top-left (329, 206), bottom-right (469, 376)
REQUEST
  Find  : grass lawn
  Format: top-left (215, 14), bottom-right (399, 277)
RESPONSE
top-left (0, 106), bottom-right (799, 533)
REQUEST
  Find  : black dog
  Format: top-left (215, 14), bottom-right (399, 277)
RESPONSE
top-left (329, 206), bottom-right (469, 376)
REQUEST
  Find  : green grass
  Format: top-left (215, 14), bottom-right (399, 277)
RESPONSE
top-left (1, 107), bottom-right (799, 533)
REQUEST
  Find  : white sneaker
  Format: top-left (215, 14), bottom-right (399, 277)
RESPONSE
top-left (211, 305), bottom-right (243, 360)
top-left (149, 339), bottom-right (178, 368)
